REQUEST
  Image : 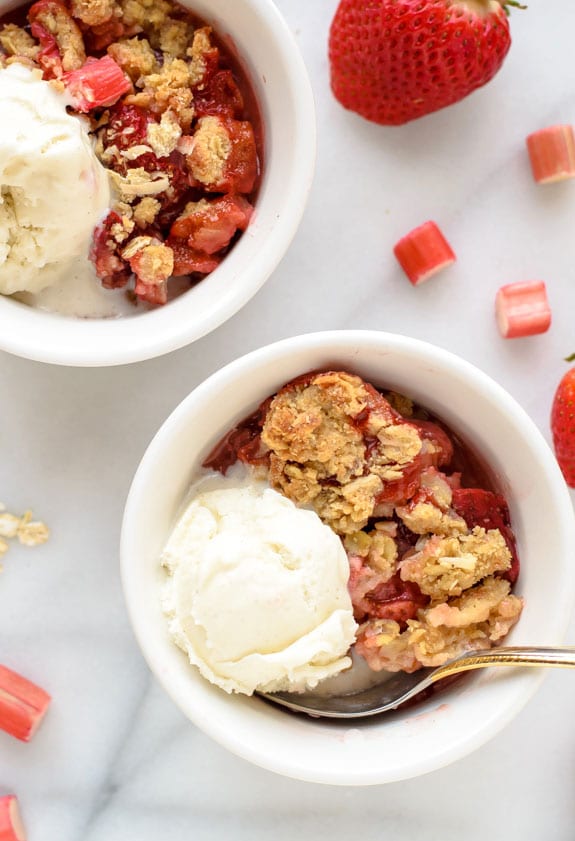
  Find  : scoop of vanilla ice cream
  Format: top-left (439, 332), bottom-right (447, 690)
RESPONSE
top-left (0, 64), bottom-right (110, 295)
top-left (161, 482), bottom-right (358, 695)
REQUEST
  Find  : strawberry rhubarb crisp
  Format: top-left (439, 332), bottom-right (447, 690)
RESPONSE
top-left (0, 0), bottom-right (261, 306)
top-left (204, 370), bottom-right (524, 675)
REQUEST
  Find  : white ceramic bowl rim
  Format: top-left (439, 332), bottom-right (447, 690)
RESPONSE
top-left (121, 330), bottom-right (575, 785)
top-left (0, 0), bottom-right (316, 366)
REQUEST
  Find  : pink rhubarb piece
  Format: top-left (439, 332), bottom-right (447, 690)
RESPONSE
top-left (526, 125), bottom-right (575, 184)
top-left (393, 221), bottom-right (456, 285)
top-left (62, 55), bottom-right (132, 113)
top-left (0, 796), bottom-right (26, 841)
top-left (0, 664), bottom-right (51, 742)
top-left (495, 281), bottom-right (551, 338)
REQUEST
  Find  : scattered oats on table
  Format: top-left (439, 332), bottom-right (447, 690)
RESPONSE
top-left (0, 503), bottom-right (50, 569)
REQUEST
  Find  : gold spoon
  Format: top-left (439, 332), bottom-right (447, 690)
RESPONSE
top-left (259, 646), bottom-right (575, 719)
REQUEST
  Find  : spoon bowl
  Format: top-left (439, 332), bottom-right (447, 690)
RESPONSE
top-left (259, 646), bottom-right (575, 718)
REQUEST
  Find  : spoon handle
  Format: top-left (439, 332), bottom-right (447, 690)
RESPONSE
top-left (427, 645), bottom-right (575, 685)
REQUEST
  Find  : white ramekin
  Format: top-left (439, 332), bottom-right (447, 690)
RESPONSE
top-left (121, 330), bottom-right (575, 785)
top-left (0, 0), bottom-right (315, 365)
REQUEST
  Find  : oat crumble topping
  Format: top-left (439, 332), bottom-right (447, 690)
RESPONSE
top-left (205, 369), bottom-right (524, 675)
top-left (0, 0), bottom-right (260, 306)
top-left (0, 504), bottom-right (50, 567)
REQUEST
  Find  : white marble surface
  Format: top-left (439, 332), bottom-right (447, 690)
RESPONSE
top-left (2, 0), bottom-right (575, 837)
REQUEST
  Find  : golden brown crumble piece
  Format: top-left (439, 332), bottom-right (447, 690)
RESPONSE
top-left (70, 0), bottom-right (116, 26)
top-left (187, 116), bottom-right (232, 187)
top-left (367, 423), bottom-right (422, 482)
top-left (133, 196), bottom-right (161, 226)
top-left (109, 166), bottom-right (170, 200)
top-left (426, 576), bottom-right (523, 638)
top-left (344, 524), bottom-right (398, 579)
top-left (399, 527), bottom-right (512, 600)
top-left (419, 467), bottom-right (453, 509)
top-left (396, 501), bottom-right (467, 537)
top-left (120, 0), bottom-right (171, 30)
top-left (126, 57), bottom-right (194, 128)
top-left (122, 236), bottom-right (174, 282)
top-left (357, 577), bottom-right (522, 672)
top-left (312, 475), bottom-right (385, 535)
top-left (154, 17), bottom-right (192, 57)
top-left (109, 212), bottom-right (135, 244)
top-left (261, 372), bottom-right (427, 532)
top-left (107, 36), bottom-right (158, 82)
top-left (384, 391), bottom-right (414, 417)
top-left (0, 24), bottom-right (40, 61)
top-left (186, 26), bottom-right (217, 86)
top-left (31, 3), bottom-right (86, 71)
top-left (262, 372), bottom-right (369, 481)
top-left (396, 470), bottom-right (467, 535)
top-left (146, 110), bottom-right (182, 157)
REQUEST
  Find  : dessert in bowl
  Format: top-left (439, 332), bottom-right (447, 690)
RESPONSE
top-left (0, 0), bottom-right (315, 365)
top-left (121, 330), bottom-right (575, 785)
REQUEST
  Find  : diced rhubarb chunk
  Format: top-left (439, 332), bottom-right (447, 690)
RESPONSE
top-left (0, 664), bottom-right (51, 742)
top-left (526, 125), bottom-right (575, 184)
top-left (63, 55), bottom-right (132, 112)
top-left (495, 281), bottom-right (551, 339)
top-left (393, 221), bottom-right (456, 285)
top-left (0, 796), bottom-right (26, 841)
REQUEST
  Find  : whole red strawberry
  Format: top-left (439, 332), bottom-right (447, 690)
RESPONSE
top-left (551, 367), bottom-right (575, 488)
top-left (328, 0), bottom-right (519, 126)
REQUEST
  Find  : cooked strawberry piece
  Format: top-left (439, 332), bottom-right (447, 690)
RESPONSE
top-left (348, 555), bottom-right (428, 625)
top-left (170, 196), bottom-right (253, 255)
top-left (495, 281), bottom-right (551, 339)
top-left (411, 419), bottom-right (454, 467)
top-left (83, 18), bottom-right (136, 52)
top-left (451, 488), bottom-right (519, 583)
top-left (62, 55), bottom-right (132, 112)
top-left (168, 239), bottom-right (222, 276)
top-left (202, 397), bottom-right (273, 473)
top-left (526, 125), bottom-right (575, 184)
top-left (366, 575), bottom-right (428, 624)
top-left (193, 70), bottom-right (245, 119)
top-left (102, 105), bottom-right (191, 208)
top-left (394, 221), bottom-right (456, 285)
top-left (90, 212), bottom-right (131, 289)
top-left (104, 103), bottom-right (151, 151)
top-left (224, 120), bottom-right (259, 193)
